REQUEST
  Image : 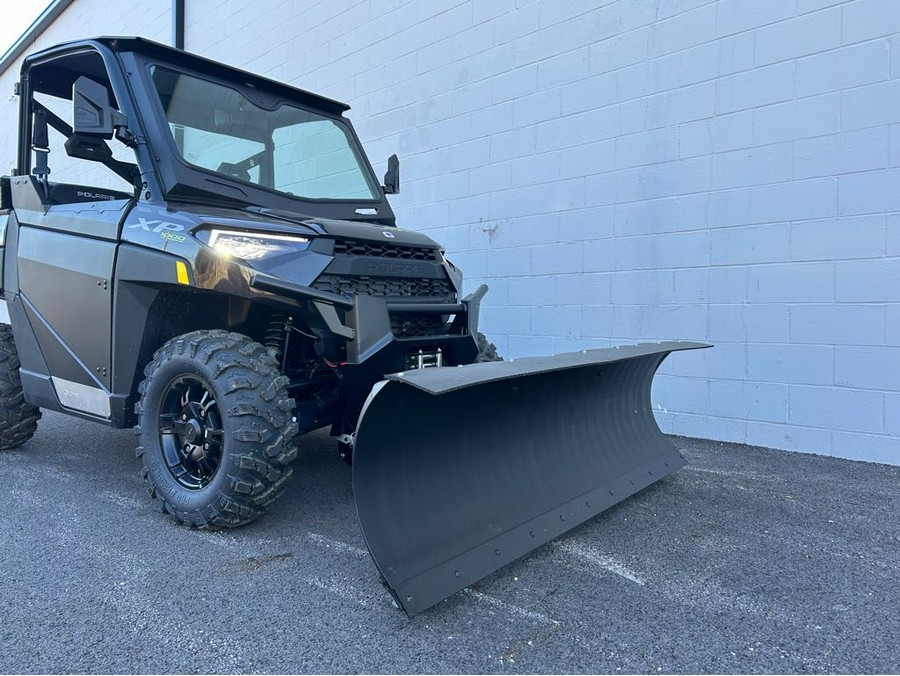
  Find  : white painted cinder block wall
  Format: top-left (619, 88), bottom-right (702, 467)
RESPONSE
top-left (2, 0), bottom-right (899, 463)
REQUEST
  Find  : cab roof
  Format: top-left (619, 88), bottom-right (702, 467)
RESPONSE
top-left (23, 36), bottom-right (351, 115)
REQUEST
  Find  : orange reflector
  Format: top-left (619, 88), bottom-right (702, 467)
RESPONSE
top-left (175, 261), bottom-right (189, 285)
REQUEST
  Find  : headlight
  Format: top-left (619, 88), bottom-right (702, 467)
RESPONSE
top-left (206, 229), bottom-right (310, 260)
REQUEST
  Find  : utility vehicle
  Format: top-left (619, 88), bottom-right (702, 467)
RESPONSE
top-left (0, 37), bottom-right (706, 616)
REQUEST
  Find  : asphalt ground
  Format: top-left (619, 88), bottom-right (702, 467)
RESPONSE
top-left (0, 411), bottom-right (898, 674)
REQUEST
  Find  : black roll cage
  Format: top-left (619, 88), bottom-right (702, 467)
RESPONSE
top-left (16, 37), bottom-right (397, 225)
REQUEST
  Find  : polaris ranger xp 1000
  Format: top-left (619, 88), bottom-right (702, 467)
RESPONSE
top-left (0, 37), bottom-right (706, 616)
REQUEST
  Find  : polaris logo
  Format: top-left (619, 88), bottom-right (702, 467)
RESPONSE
top-left (368, 260), bottom-right (429, 276)
top-left (77, 190), bottom-right (116, 201)
top-left (382, 231), bottom-right (395, 239)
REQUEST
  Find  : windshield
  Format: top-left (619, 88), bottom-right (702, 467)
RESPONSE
top-left (151, 67), bottom-right (380, 201)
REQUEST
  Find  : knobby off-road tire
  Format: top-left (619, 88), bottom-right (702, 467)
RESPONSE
top-left (0, 324), bottom-right (41, 450)
top-left (475, 332), bottom-right (502, 363)
top-left (135, 330), bottom-right (299, 528)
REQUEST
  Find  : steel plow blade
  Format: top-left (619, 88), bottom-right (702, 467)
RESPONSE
top-left (352, 341), bottom-right (710, 617)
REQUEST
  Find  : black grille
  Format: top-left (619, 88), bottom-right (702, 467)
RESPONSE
top-left (391, 314), bottom-right (447, 338)
top-left (312, 274), bottom-right (455, 299)
top-left (332, 238), bottom-right (439, 261)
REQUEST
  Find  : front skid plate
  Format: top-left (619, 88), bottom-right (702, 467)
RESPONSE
top-left (352, 341), bottom-right (710, 617)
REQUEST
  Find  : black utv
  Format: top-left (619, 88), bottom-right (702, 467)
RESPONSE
top-left (0, 37), bottom-right (704, 617)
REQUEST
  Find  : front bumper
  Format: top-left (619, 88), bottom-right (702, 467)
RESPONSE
top-left (248, 270), bottom-right (484, 368)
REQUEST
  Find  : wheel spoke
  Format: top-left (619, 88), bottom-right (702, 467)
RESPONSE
top-left (157, 374), bottom-right (223, 491)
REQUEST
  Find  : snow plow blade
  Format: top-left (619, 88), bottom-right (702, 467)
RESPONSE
top-left (352, 341), bottom-right (710, 617)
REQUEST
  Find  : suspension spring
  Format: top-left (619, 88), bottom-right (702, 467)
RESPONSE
top-left (265, 313), bottom-right (289, 364)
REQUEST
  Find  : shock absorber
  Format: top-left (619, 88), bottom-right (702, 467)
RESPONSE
top-left (265, 313), bottom-right (289, 364)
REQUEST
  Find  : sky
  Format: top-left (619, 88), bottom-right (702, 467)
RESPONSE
top-left (0, 1), bottom-right (54, 57)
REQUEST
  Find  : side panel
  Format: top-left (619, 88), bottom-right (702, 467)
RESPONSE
top-left (17, 226), bottom-right (116, 389)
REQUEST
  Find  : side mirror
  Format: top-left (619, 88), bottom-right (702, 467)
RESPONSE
top-left (72, 76), bottom-right (115, 139)
top-left (383, 154), bottom-right (400, 194)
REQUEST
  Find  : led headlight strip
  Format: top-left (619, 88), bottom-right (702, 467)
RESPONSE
top-left (207, 229), bottom-right (310, 260)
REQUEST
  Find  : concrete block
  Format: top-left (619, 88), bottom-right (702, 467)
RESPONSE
top-left (713, 143), bottom-right (792, 190)
top-left (560, 139), bottom-right (617, 179)
top-left (796, 39), bottom-right (891, 98)
top-left (649, 3), bottom-right (717, 57)
top-left (508, 275), bottom-right (557, 305)
top-left (754, 93), bottom-right (842, 146)
top-left (469, 101), bottom-right (514, 141)
top-left (841, 79), bottom-right (900, 131)
top-left (835, 346), bottom-right (900, 390)
top-left (556, 272), bottom-right (612, 306)
top-left (560, 73), bottom-right (617, 116)
top-left (795, 127), bottom-right (889, 180)
top-left (537, 48), bottom-right (591, 89)
top-left (673, 268), bottom-right (710, 303)
top-left (469, 163), bottom-right (513, 196)
top-left (839, 168), bottom-right (900, 216)
top-left (748, 344), bottom-right (834, 385)
top-left (513, 89), bottom-right (562, 127)
top-left (709, 379), bottom-right (789, 423)
top-left (580, 304), bottom-right (616, 338)
top-left (679, 41), bottom-right (720, 87)
top-left (710, 223), bottom-right (791, 265)
top-left (557, 206), bottom-right (615, 242)
top-left (615, 127), bottom-right (680, 170)
top-left (719, 31), bottom-right (756, 75)
top-left (750, 178), bottom-right (837, 223)
top-left (617, 61), bottom-right (652, 102)
top-left (507, 334), bottom-right (556, 358)
top-left (841, 0), bottom-right (900, 44)
top-left (589, 26), bottom-right (650, 74)
top-left (617, 98), bottom-right (648, 136)
top-left (791, 304), bottom-right (886, 346)
top-left (892, 124), bottom-right (900, 166)
top-left (672, 412), bottom-right (747, 444)
top-left (748, 262), bottom-right (835, 303)
top-left (745, 420), bottom-right (833, 454)
top-left (890, 214), bottom-right (900, 253)
top-left (487, 247), bottom-right (532, 278)
top-left (717, 0), bottom-right (796, 36)
top-left (479, 305), bottom-right (531, 335)
top-left (510, 152), bottom-right (561, 188)
top-left (536, 106), bottom-right (620, 152)
top-left (832, 431), bottom-right (899, 465)
top-left (836, 258), bottom-right (900, 302)
top-left (708, 303), bottom-right (791, 343)
top-left (652, 374), bottom-right (709, 415)
top-left (790, 215), bottom-right (885, 261)
top-left (531, 305), bottom-right (582, 336)
top-left (615, 155), bottom-right (712, 202)
top-left (888, 306), bottom-right (900, 345)
top-left (481, 213), bottom-right (560, 249)
top-left (706, 187), bottom-right (754, 228)
top-left (672, 342), bottom-right (748, 381)
top-left (754, 7), bottom-right (841, 66)
top-left (449, 137), bottom-right (491, 171)
top-left (707, 265), bottom-right (749, 303)
top-left (791, 385), bottom-right (883, 433)
top-left (717, 61), bottom-right (795, 115)
top-left (490, 127), bottom-right (537, 164)
top-left (641, 303), bottom-right (708, 338)
top-left (646, 81), bottom-right (716, 128)
top-left (610, 269), bottom-right (676, 305)
top-left (531, 242), bottom-right (583, 275)
top-left (491, 64), bottom-right (538, 105)
top-left (886, 393), bottom-right (900, 434)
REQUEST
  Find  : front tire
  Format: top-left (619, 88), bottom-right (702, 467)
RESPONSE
top-left (135, 330), bottom-right (298, 528)
top-left (0, 324), bottom-right (40, 450)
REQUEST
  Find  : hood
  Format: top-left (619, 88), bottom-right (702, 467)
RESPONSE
top-left (170, 203), bottom-right (443, 249)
